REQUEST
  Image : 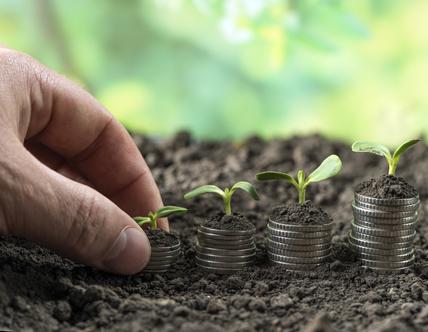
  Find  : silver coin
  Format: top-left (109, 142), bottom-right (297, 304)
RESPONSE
top-left (195, 256), bottom-right (252, 269)
top-left (267, 225), bottom-right (330, 239)
top-left (196, 264), bottom-right (241, 274)
top-left (268, 246), bottom-right (331, 258)
top-left (363, 265), bottom-right (414, 272)
top-left (145, 262), bottom-right (175, 269)
top-left (196, 252), bottom-right (255, 263)
top-left (197, 230), bottom-right (252, 241)
top-left (353, 214), bottom-right (418, 225)
top-left (352, 204), bottom-right (417, 219)
top-left (348, 232), bottom-right (413, 250)
top-left (267, 239), bottom-right (331, 252)
top-left (148, 256), bottom-right (179, 264)
top-left (354, 200), bottom-right (420, 212)
top-left (351, 221), bottom-right (415, 237)
top-left (199, 225), bottom-right (255, 236)
top-left (196, 244), bottom-right (256, 256)
top-left (151, 248), bottom-right (180, 257)
top-left (354, 193), bottom-right (419, 206)
top-left (350, 230), bottom-right (416, 243)
top-left (151, 241), bottom-right (181, 253)
top-left (267, 252), bottom-right (330, 264)
top-left (360, 256), bottom-right (415, 269)
top-left (353, 219), bottom-right (416, 230)
top-left (197, 240), bottom-right (253, 249)
top-left (268, 220), bottom-right (333, 232)
top-left (348, 241), bottom-right (413, 256)
top-left (269, 260), bottom-right (322, 271)
top-left (356, 250), bottom-right (414, 262)
top-left (269, 234), bottom-right (331, 245)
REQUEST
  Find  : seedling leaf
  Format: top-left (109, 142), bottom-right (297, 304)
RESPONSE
top-left (392, 139), bottom-right (420, 160)
top-left (184, 185), bottom-right (225, 200)
top-left (231, 181), bottom-right (260, 201)
top-left (133, 216), bottom-right (151, 226)
top-left (156, 206), bottom-right (188, 218)
top-left (352, 141), bottom-right (391, 159)
top-left (307, 155), bottom-right (342, 184)
top-left (256, 171), bottom-right (298, 187)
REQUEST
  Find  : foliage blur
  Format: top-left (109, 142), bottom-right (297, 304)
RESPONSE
top-left (1, 0), bottom-right (427, 144)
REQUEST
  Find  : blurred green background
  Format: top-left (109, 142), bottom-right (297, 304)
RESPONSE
top-left (1, 0), bottom-right (427, 144)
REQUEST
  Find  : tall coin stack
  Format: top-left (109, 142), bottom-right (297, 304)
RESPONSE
top-left (267, 219), bottom-right (332, 271)
top-left (349, 192), bottom-right (419, 271)
top-left (196, 225), bottom-right (256, 273)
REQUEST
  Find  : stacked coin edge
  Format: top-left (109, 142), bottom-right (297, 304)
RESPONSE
top-left (349, 192), bottom-right (419, 271)
top-left (266, 219), bottom-right (333, 271)
top-left (145, 241), bottom-right (181, 273)
top-left (196, 225), bottom-right (256, 274)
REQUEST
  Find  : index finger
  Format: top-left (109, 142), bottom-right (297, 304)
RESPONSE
top-left (20, 54), bottom-right (166, 228)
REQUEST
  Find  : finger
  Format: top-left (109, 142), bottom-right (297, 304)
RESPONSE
top-left (25, 141), bottom-right (92, 186)
top-left (3, 142), bottom-right (152, 275)
top-left (20, 54), bottom-right (166, 227)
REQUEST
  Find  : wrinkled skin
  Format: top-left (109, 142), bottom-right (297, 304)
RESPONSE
top-left (0, 47), bottom-right (166, 275)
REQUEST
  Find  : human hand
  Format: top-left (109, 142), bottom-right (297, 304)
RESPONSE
top-left (0, 47), bottom-right (167, 275)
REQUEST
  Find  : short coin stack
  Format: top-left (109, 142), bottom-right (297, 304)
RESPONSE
top-left (196, 225), bottom-right (256, 273)
top-left (349, 193), bottom-right (419, 271)
top-left (267, 219), bottom-right (332, 271)
top-left (145, 241), bottom-right (181, 273)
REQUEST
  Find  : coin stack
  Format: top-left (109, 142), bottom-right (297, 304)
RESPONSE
top-left (145, 241), bottom-right (181, 273)
top-left (267, 219), bottom-right (332, 271)
top-left (196, 225), bottom-right (256, 273)
top-left (349, 192), bottom-right (419, 271)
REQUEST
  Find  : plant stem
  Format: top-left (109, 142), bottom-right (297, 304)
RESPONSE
top-left (388, 160), bottom-right (397, 176)
top-left (298, 188), bottom-right (306, 204)
top-left (224, 190), bottom-right (232, 215)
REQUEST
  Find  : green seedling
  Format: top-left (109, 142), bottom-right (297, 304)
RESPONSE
top-left (184, 181), bottom-right (259, 215)
top-left (256, 155), bottom-right (342, 204)
top-left (352, 139), bottom-right (420, 176)
top-left (133, 206), bottom-right (187, 230)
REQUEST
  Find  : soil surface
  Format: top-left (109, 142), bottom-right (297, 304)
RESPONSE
top-left (1, 133), bottom-right (428, 332)
top-left (205, 212), bottom-right (255, 231)
top-left (356, 175), bottom-right (418, 199)
top-left (145, 229), bottom-right (180, 248)
top-left (271, 201), bottom-right (332, 225)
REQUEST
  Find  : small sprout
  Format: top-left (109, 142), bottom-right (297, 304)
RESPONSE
top-left (352, 139), bottom-right (420, 176)
top-left (256, 155), bottom-right (342, 204)
top-left (133, 206), bottom-right (187, 230)
top-left (184, 181), bottom-right (259, 215)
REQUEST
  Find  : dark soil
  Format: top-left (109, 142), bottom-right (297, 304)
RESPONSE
top-left (356, 175), bottom-right (418, 199)
top-left (271, 201), bottom-right (332, 225)
top-left (1, 133), bottom-right (428, 332)
top-left (204, 212), bottom-right (255, 231)
top-left (145, 229), bottom-right (180, 248)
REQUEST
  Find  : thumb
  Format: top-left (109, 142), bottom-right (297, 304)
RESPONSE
top-left (2, 145), bottom-right (151, 275)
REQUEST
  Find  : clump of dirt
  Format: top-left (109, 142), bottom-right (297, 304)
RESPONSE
top-left (204, 212), bottom-right (254, 231)
top-left (145, 229), bottom-right (180, 247)
top-left (0, 133), bottom-right (427, 332)
top-left (271, 201), bottom-right (332, 225)
top-left (356, 175), bottom-right (418, 199)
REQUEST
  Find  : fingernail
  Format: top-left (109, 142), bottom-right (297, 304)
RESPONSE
top-left (103, 227), bottom-right (151, 275)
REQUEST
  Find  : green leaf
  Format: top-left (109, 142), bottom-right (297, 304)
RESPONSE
top-left (184, 185), bottom-right (225, 200)
top-left (156, 206), bottom-right (188, 218)
top-left (307, 155), bottom-right (342, 184)
top-left (133, 216), bottom-right (151, 226)
top-left (392, 139), bottom-right (420, 160)
top-left (230, 181), bottom-right (259, 201)
top-left (256, 172), bottom-right (298, 187)
top-left (352, 141), bottom-right (391, 159)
